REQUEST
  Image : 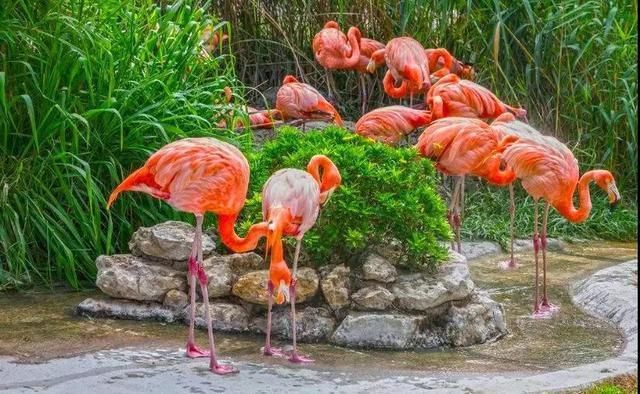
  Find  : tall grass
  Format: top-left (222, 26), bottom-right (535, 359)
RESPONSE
top-left (0, 0), bottom-right (247, 289)
top-left (215, 0), bottom-right (637, 195)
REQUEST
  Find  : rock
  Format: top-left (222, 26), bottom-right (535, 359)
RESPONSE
top-left (128, 221), bottom-right (215, 262)
top-left (331, 313), bottom-right (421, 349)
top-left (163, 289), bottom-right (188, 310)
top-left (75, 298), bottom-right (179, 322)
top-left (201, 255), bottom-right (235, 298)
top-left (320, 265), bottom-right (351, 310)
top-left (513, 238), bottom-right (564, 252)
top-left (189, 303), bottom-right (249, 333)
top-left (361, 253), bottom-right (397, 283)
top-left (252, 307), bottom-right (336, 342)
top-left (444, 291), bottom-right (507, 347)
top-left (391, 260), bottom-right (474, 311)
top-left (96, 255), bottom-right (186, 302)
top-left (351, 286), bottom-right (395, 310)
top-left (232, 268), bottom-right (319, 305)
top-left (459, 241), bottom-right (501, 260)
top-left (224, 252), bottom-right (264, 273)
top-left (368, 238), bottom-right (407, 265)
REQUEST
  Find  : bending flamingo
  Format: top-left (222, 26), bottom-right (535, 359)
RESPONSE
top-left (415, 117), bottom-right (518, 252)
top-left (355, 105), bottom-right (431, 145)
top-left (425, 48), bottom-right (476, 81)
top-left (261, 155), bottom-right (341, 363)
top-left (502, 131), bottom-right (620, 317)
top-left (107, 138), bottom-right (269, 374)
top-left (276, 75), bottom-right (344, 129)
top-left (312, 21), bottom-right (361, 101)
top-left (426, 74), bottom-right (527, 121)
top-left (367, 37), bottom-right (431, 106)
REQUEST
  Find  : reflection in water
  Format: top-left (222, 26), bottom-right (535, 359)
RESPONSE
top-left (0, 241), bottom-right (636, 374)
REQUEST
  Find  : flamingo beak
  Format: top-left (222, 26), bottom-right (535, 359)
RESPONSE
top-left (320, 187), bottom-right (336, 205)
top-left (607, 182), bottom-right (621, 208)
top-left (278, 280), bottom-right (290, 304)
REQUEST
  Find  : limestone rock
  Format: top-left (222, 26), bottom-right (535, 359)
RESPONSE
top-left (232, 268), bottom-right (319, 305)
top-left (128, 221), bottom-right (215, 262)
top-left (459, 241), bottom-right (501, 260)
top-left (320, 265), bottom-right (351, 310)
top-left (362, 253), bottom-right (397, 283)
top-left (189, 303), bottom-right (250, 333)
top-left (224, 252), bottom-right (264, 273)
top-left (513, 238), bottom-right (564, 252)
top-left (392, 261), bottom-right (474, 311)
top-left (163, 289), bottom-right (188, 310)
top-left (75, 298), bottom-right (179, 322)
top-left (331, 313), bottom-right (421, 349)
top-left (201, 255), bottom-right (235, 298)
top-left (95, 254), bottom-right (186, 302)
top-left (444, 291), bottom-right (508, 347)
top-left (368, 238), bottom-right (407, 265)
top-left (351, 286), bottom-right (395, 311)
top-left (252, 307), bottom-right (336, 342)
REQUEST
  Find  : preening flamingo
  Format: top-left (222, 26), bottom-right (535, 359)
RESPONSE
top-left (261, 155), bottom-right (341, 363)
top-left (276, 75), bottom-right (344, 129)
top-left (312, 21), bottom-right (361, 101)
top-left (367, 37), bottom-right (431, 106)
top-left (355, 105), bottom-right (431, 145)
top-left (502, 131), bottom-right (620, 317)
top-left (426, 74), bottom-right (527, 121)
top-left (107, 138), bottom-right (269, 374)
top-left (425, 48), bottom-right (476, 81)
top-left (415, 117), bottom-right (518, 252)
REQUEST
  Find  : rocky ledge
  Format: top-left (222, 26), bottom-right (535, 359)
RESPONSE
top-left (76, 221), bottom-right (508, 350)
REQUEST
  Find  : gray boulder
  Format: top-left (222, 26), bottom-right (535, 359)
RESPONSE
top-left (331, 313), bottom-right (421, 349)
top-left (163, 289), bottom-right (189, 310)
top-left (443, 291), bottom-right (507, 347)
top-left (252, 306), bottom-right (336, 342)
top-left (362, 253), bottom-right (397, 283)
top-left (75, 298), bottom-right (179, 322)
top-left (351, 286), bottom-right (395, 311)
top-left (320, 265), bottom-right (351, 310)
top-left (189, 303), bottom-right (250, 333)
top-left (95, 254), bottom-right (186, 302)
top-left (128, 221), bottom-right (215, 262)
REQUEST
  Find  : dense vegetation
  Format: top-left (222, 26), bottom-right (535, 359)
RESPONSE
top-left (0, 0), bottom-right (637, 289)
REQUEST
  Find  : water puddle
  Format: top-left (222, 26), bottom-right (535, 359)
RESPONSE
top-left (0, 241), bottom-right (636, 375)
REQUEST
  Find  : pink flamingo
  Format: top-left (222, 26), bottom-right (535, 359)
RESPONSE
top-left (107, 138), bottom-right (269, 374)
top-left (355, 105), bottom-right (431, 145)
top-left (261, 155), bottom-right (341, 363)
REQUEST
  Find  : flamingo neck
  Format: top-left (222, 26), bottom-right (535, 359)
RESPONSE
top-left (480, 155), bottom-right (516, 186)
top-left (217, 214), bottom-right (268, 253)
top-left (555, 171), bottom-right (596, 223)
top-left (342, 27), bottom-right (361, 69)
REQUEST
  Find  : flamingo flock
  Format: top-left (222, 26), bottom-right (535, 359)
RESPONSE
top-left (106, 21), bottom-right (621, 374)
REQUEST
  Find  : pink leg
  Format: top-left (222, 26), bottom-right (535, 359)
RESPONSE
top-left (498, 184), bottom-right (518, 270)
top-left (186, 216), bottom-right (209, 358)
top-left (289, 239), bottom-right (313, 364)
top-left (262, 281), bottom-right (284, 357)
top-left (539, 203), bottom-right (559, 313)
top-left (360, 73), bottom-right (368, 115)
top-left (531, 202), bottom-right (550, 319)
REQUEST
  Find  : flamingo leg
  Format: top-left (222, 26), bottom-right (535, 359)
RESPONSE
top-left (262, 281), bottom-right (284, 357)
top-left (454, 175), bottom-right (465, 253)
top-left (194, 215), bottom-right (238, 374)
top-left (540, 202), bottom-right (558, 313)
top-left (186, 215), bottom-right (209, 359)
top-left (359, 73), bottom-right (368, 115)
top-left (289, 238), bottom-right (313, 363)
top-left (532, 201), bottom-right (544, 318)
top-left (499, 184), bottom-right (518, 269)
top-left (448, 177), bottom-right (462, 251)
top-left (325, 69), bottom-right (334, 101)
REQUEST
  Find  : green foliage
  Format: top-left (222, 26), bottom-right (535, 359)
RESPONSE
top-left (216, 0), bottom-right (637, 195)
top-left (0, 0), bottom-right (248, 289)
top-left (241, 127), bottom-right (450, 271)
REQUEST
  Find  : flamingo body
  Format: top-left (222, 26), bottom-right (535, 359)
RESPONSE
top-left (355, 106), bottom-right (431, 145)
top-left (276, 75), bottom-right (343, 125)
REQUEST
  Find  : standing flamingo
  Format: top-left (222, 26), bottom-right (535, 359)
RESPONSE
top-left (366, 37), bottom-right (431, 106)
top-left (502, 131), bottom-right (620, 317)
top-left (261, 155), bottom-right (341, 363)
top-left (355, 105), bottom-right (431, 145)
top-left (424, 48), bottom-right (476, 81)
top-left (312, 21), bottom-right (361, 101)
top-left (415, 117), bottom-right (518, 252)
top-left (107, 138), bottom-right (269, 374)
top-left (276, 75), bottom-right (344, 129)
top-left (426, 74), bottom-right (527, 121)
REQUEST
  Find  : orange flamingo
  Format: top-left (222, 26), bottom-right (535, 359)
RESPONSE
top-left (415, 117), bottom-right (518, 252)
top-left (355, 105), bottom-right (431, 145)
top-left (261, 155), bottom-right (341, 363)
top-left (426, 74), bottom-right (527, 121)
top-left (367, 37), bottom-right (431, 106)
top-left (312, 21), bottom-right (361, 101)
top-left (502, 129), bottom-right (620, 317)
top-left (425, 48), bottom-right (476, 81)
top-left (276, 75), bottom-right (344, 129)
top-left (200, 27), bottom-right (229, 60)
top-left (107, 138), bottom-right (269, 374)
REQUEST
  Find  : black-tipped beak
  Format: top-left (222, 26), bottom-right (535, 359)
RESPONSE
top-left (609, 199), bottom-right (620, 211)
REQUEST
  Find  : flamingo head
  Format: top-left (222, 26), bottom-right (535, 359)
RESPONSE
top-left (593, 170), bottom-right (621, 207)
top-left (309, 155), bottom-right (341, 205)
top-left (460, 61), bottom-right (476, 80)
top-left (282, 75), bottom-right (299, 85)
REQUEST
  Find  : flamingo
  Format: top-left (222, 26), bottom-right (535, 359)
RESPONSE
top-left (261, 155), bottom-right (341, 363)
top-left (312, 21), bottom-right (361, 102)
top-left (107, 138), bottom-right (269, 374)
top-left (355, 105), bottom-right (431, 146)
top-left (366, 37), bottom-right (431, 106)
top-left (426, 74), bottom-right (527, 121)
top-left (415, 117), bottom-right (518, 252)
top-left (501, 129), bottom-right (620, 317)
top-left (424, 48), bottom-right (476, 81)
top-left (276, 75), bottom-right (344, 130)
top-left (200, 27), bottom-right (229, 60)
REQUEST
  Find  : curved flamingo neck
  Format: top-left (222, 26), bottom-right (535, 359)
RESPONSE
top-left (480, 155), bottom-right (516, 186)
top-left (555, 171), bottom-right (597, 223)
top-left (217, 214), bottom-right (268, 252)
top-left (342, 27), bottom-right (361, 69)
top-left (307, 155), bottom-right (339, 195)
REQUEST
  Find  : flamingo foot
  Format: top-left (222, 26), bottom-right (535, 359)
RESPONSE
top-left (210, 360), bottom-right (238, 375)
top-left (531, 306), bottom-right (553, 319)
top-left (497, 259), bottom-right (518, 270)
top-left (261, 346), bottom-right (285, 357)
top-left (288, 351), bottom-right (314, 364)
top-left (540, 300), bottom-right (559, 313)
top-left (186, 342), bottom-right (210, 358)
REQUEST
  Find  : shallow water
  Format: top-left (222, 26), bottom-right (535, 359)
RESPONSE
top-left (0, 240), bottom-right (636, 375)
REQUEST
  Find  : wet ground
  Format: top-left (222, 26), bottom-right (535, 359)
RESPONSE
top-left (0, 241), bottom-right (636, 377)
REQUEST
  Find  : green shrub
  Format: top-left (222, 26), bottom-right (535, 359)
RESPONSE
top-left (239, 126), bottom-right (450, 271)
